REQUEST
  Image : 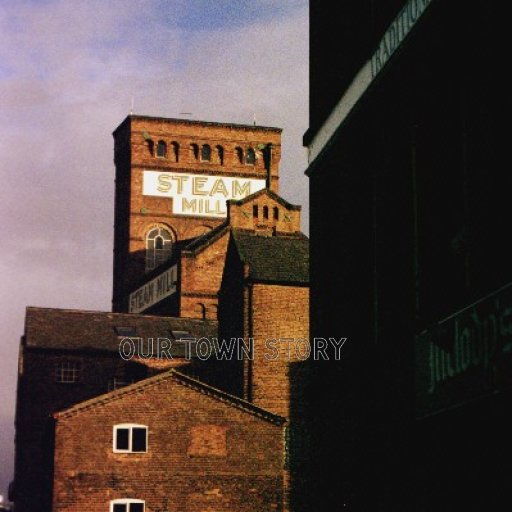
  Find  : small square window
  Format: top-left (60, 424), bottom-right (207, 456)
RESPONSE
top-left (55, 361), bottom-right (81, 384)
top-left (113, 424), bottom-right (148, 453)
top-left (115, 326), bottom-right (137, 337)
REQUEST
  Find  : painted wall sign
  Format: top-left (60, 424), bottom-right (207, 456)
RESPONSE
top-left (416, 283), bottom-right (512, 418)
top-left (129, 265), bottom-right (178, 314)
top-left (142, 171), bottom-right (266, 218)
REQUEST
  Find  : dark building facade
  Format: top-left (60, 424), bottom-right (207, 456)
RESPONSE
top-left (305, 1), bottom-right (511, 510)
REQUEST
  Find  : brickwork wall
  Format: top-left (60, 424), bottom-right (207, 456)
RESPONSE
top-left (14, 349), bottom-right (192, 512)
top-left (248, 284), bottom-right (310, 419)
top-left (52, 376), bottom-right (284, 512)
top-left (180, 230), bottom-right (230, 320)
top-left (227, 194), bottom-right (302, 235)
top-left (112, 116), bottom-right (282, 312)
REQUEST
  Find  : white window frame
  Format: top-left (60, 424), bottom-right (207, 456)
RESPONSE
top-left (145, 227), bottom-right (173, 272)
top-left (113, 424), bottom-right (148, 453)
top-left (109, 498), bottom-right (145, 512)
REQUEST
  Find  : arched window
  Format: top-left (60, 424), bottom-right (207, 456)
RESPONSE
top-left (156, 140), bottom-right (167, 158)
top-left (263, 206), bottom-right (269, 219)
top-left (171, 142), bottom-right (180, 162)
top-left (147, 139), bottom-right (154, 156)
top-left (246, 148), bottom-right (256, 165)
top-left (201, 144), bottom-right (211, 161)
top-left (190, 143), bottom-right (199, 160)
top-left (216, 145), bottom-right (224, 165)
top-left (197, 303), bottom-right (206, 319)
top-left (146, 227), bottom-right (173, 271)
top-left (273, 206), bottom-right (279, 220)
top-left (235, 147), bottom-right (244, 164)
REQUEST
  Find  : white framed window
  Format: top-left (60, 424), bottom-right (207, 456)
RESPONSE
top-left (110, 499), bottom-right (145, 512)
top-left (113, 424), bottom-right (148, 453)
top-left (145, 227), bottom-right (173, 271)
top-left (55, 361), bottom-right (82, 383)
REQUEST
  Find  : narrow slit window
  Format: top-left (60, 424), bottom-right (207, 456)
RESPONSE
top-left (236, 147), bottom-right (244, 164)
top-left (201, 144), bottom-right (211, 161)
top-left (156, 140), bottom-right (167, 158)
top-left (246, 148), bottom-right (256, 164)
top-left (253, 205), bottom-right (258, 218)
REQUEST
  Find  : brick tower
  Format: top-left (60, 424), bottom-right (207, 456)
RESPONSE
top-left (112, 115), bottom-right (281, 313)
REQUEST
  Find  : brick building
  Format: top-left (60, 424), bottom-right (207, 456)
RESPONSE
top-left (13, 307), bottom-right (217, 512)
top-left (52, 371), bottom-right (285, 512)
top-left (12, 116), bottom-right (309, 512)
top-left (112, 115), bottom-right (282, 317)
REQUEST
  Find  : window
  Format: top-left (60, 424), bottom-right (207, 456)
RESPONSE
top-left (246, 147), bottom-right (256, 164)
top-left (110, 499), bottom-right (145, 512)
top-left (235, 146), bottom-right (244, 164)
top-left (273, 206), bottom-right (279, 220)
top-left (55, 361), bottom-right (81, 383)
top-left (113, 424), bottom-right (148, 453)
top-left (146, 139), bottom-right (154, 156)
top-left (156, 140), bottom-right (166, 157)
top-left (146, 227), bottom-right (173, 271)
top-left (114, 326), bottom-right (137, 337)
top-left (190, 143), bottom-right (199, 160)
top-left (216, 145), bottom-right (224, 165)
top-left (253, 205), bottom-right (258, 218)
top-left (171, 141), bottom-right (180, 162)
top-left (263, 206), bottom-right (269, 219)
top-left (196, 303), bottom-right (206, 319)
top-left (201, 144), bottom-right (211, 161)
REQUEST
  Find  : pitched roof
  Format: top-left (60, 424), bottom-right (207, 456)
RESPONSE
top-left (227, 188), bottom-right (301, 210)
top-left (232, 231), bottom-right (309, 284)
top-left (54, 369), bottom-right (285, 425)
top-left (23, 307), bottom-right (217, 352)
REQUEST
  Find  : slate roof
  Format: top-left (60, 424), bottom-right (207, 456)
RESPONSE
top-left (232, 231), bottom-right (309, 284)
top-left (54, 369), bottom-right (286, 425)
top-left (23, 307), bottom-right (217, 353)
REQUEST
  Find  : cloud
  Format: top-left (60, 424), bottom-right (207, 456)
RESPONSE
top-left (0, 0), bottom-right (309, 496)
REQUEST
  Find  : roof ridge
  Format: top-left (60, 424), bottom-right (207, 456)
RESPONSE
top-left (25, 306), bottom-right (218, 323)
top-left (54, 370), bottom-right (286, 425)
top-left (227, 188), bottom-right (301, 210)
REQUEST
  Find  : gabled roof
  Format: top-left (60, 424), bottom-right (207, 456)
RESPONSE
top-left (232, 231), bottom-right (309, 285)
top-left (23, 307), bottom-right (217, 352)
top-left (228, 188), bottom-right (302, 211)
top-left (54, 369), bottom-right (285, 425)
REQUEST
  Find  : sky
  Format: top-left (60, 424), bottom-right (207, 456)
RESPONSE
top-left (0, 0), bottom-right (309, 500)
